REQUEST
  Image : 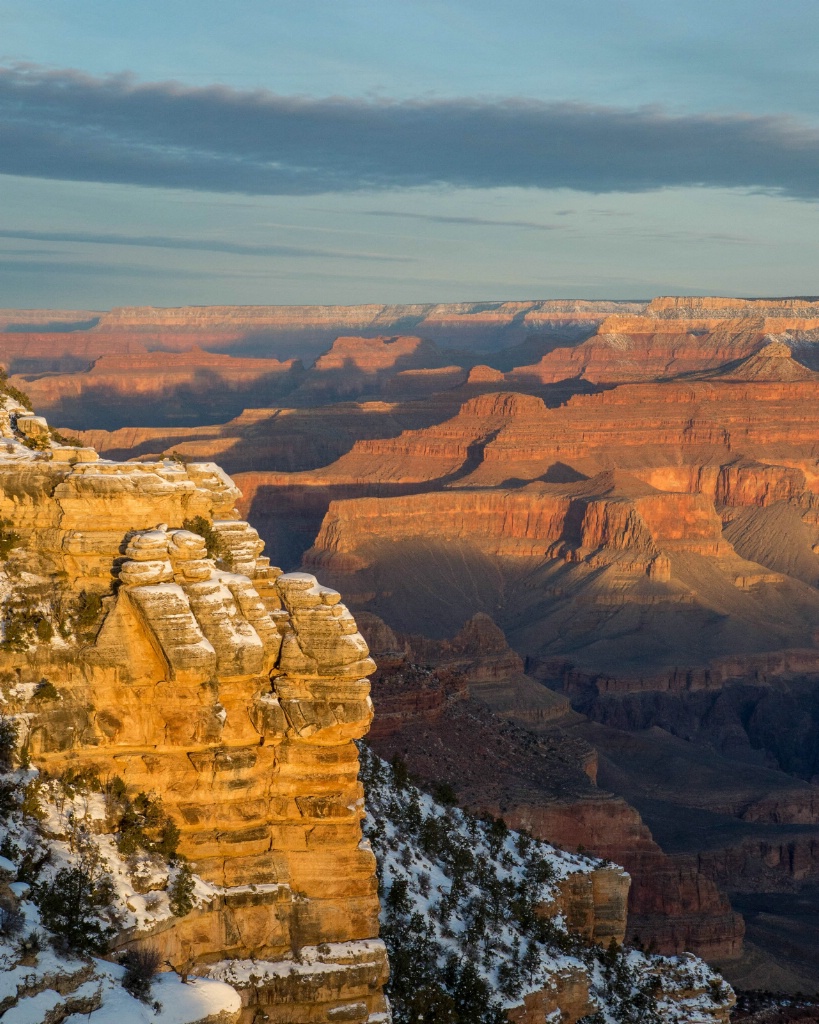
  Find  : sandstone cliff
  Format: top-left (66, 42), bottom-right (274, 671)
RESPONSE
top-left (0, 397), bottom-right (388, 1023)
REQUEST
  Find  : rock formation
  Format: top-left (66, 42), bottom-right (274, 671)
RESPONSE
top-left (11, 348), bottom-right (303, 428)
top-left (359, 616), bottom-right (744, 962)
top-left (0, 398), bottom-right (388, 1023)
top-left (12, 295), bottom-right (819, 991)
top-left (0, 300), bottom-right (637, 388)
top-left (0, 392), bottom-right (721, 1024)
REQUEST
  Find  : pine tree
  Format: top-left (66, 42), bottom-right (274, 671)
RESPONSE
top-left (169, 861), bottom-right (196, 917)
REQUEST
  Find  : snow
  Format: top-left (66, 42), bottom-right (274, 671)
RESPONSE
top-left (209, 939), bottom-right (388, 987)
top-left (61, 961), bottom-right (241, 1024)
top-left (359, 743), bottom-right (734, 1023)
top-left (3, 984), bottom-right (69, 1023)
top-left (0, 709), bottom-right (732, 1024)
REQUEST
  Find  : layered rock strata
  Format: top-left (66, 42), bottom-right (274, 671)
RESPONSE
top-left (360, 620), bottom-right (743, 961)
top-left (0, 402), bottom-right (388, 1024)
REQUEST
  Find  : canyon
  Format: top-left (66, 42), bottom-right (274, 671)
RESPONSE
top-left (7, 296), bottom-right (819, 1000)
top-left (0, 393), bottom-right (733, 1024)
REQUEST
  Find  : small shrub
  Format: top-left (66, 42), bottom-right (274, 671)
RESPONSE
top-left (15, 845), bottom-right (51, 885)
top-left (0, 715), bottom-right (18, 770)
top-left (19, 433), bottom-right (51, 451)
top-left (34, 866), bottom-right (114, 954)
top-left (155, 818), bottom-right (181, 860)
top-left (33, 678), bottom-right (58, 700)
top-left (69, 590), bottom-right (105, 642)
top-left (119, 946), bottom-right (162, 1002)
top-left (390, 754), bottom-right (410, 791)
top-left (169, 861), bottom-right (195, 917)
top-left (0, 779), bottom-right (18, 816)
top-left (432, 781), bottom-right (459, 807)
top-left (182, 516), bottom-right (223, 561)
top-left (385, 877), bottom-right (412, 917)
top-left (1, 590), bottom-right (56, 652)
top-left (62, 764), bottom-right (102, 798)
top-left (21, 779), bottom-right (46, 821)
top-left (114, 791), bottom-right (179, 860)
top-left (0, 900), bottom-right (24, 937)
top-left (35, 618), bottom-right (53, 642)
top-left (49, 429), bottom-right (81, 447)
top-left (102, 774), bottom-right (128, 813)
top-left (143, 891), bottom-right (163, 912)
top-left (487, 817), bottom-right (509, 857)
top-left (16, 929), bottom-right (44, 961)
top-left (515, 831), bottom-right (532, 858)
top-left (0, 518), bottom-right (20, 560)
top-left (0, 369), bottom-right (32, 410)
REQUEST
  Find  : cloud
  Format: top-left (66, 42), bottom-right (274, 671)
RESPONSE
top-left (3, 64), bottom-right (819, 199)
top-left (0, 227), bottom-right (411, 261)
top-left (359, 211), bottom-right (560, 230)
top-left (0, 257), bottom-right (218, 278)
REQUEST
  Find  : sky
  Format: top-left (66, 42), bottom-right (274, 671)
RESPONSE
top-left (2, 0), bottom-right (819, 308)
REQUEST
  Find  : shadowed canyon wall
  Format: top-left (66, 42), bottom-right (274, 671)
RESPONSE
top-left (10, 297), bottom-right (819, 989)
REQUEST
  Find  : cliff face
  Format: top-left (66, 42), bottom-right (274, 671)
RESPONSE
top-left (359, 619), bottom-right (744, 963)
top-left (93, 301), bottom-right (641, 339)
top-left (645, 296), bottom-right (819, 319)
top-left (10, 349), bottom-right (304, 429)
top-left (0, 402), bottom-right (388, 1023)
top-left (0, 301), bottom-right (639, 387)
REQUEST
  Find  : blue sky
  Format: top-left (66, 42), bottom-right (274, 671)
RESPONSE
top-left (2, 0), bottom-right (819, 307)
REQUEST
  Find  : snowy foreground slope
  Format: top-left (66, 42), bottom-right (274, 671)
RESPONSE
top-left (0, 765), bottom-right (240, 1023)
top-left (0, 742), bottom-right (733, 1024)
top-left (359, 744), bottom-right (735, 1024)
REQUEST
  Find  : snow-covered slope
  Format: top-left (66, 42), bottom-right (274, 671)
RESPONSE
top-left (0, 765), bottom-right (240, 1023)
top-left (359, 744), bottom-right (735, 1024)
top-left (0, 726), bottom-right (734, 1024)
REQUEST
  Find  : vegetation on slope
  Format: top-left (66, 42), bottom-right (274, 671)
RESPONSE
top-left (359, 743), bottom-right (733, 1024)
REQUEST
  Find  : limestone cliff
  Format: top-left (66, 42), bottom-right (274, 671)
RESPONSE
top-left (0, 396), bottom-right (388, 1024)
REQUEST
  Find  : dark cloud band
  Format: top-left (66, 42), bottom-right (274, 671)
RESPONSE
top-left (2, 65), bottom-right (819, 198)
top-left (0, 227), bottom-right (411, 261)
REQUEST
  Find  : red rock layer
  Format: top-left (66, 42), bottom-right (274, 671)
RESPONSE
top-left (306, 484), bottom-right (727, 570)
top-left (13, 348), bottom-right (299, 403)
top-left (502, 800), bottom-right (743, 960)
top-left (507, 314), bottom-right (819, 385)
top-left (366, 665), bottom-right (743, 959)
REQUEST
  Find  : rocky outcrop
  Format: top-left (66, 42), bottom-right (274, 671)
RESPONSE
top-left (367, 688), bottom-right (743, 959)
top-left (645, 296), bottom-right (819, 320)
top-left (0, 403), bottom-right (388, 1023)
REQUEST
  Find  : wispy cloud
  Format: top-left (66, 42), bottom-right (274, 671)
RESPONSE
top-left (3, 64), bottom-right (819, 199)
top-left (0, 227), bottom-right (411, 261)
top-left (359, 211), bottom-right (560, 230)
top-left (0, 258), bottom-right (218, 278)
